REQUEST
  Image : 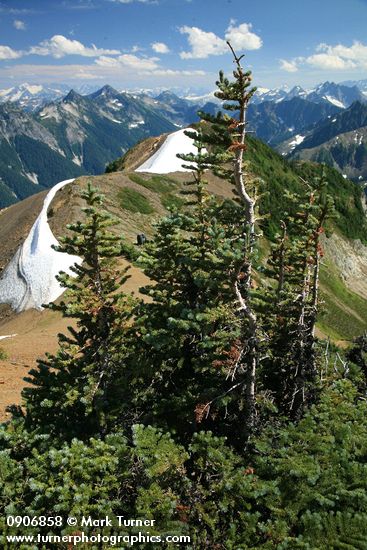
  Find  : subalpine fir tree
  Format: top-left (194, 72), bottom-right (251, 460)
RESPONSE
top-left (259, 173), bottom-right (334, 416)
top-left (347, 333), bottom-right (367, 372)
top-left (136, 130), bottom-right (249, 444)
top-left (346, 332), bottom-right (367, 390)
top-left (22, 183), bottom-right (136, 440)
top-left (183, 43), bottom-right (261, 435)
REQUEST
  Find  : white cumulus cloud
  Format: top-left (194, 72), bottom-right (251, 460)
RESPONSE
top-left (95, 52), bottom-right (205, 77)
top-left (279, 59), bottom-right (298, 72)
top-left (180, 26), bottom-right (226, 59)
top-left (280, 40), bottom-right (367, 74)
top-left (180, 21), bottom-right (262, 59)
top-left (0, 45), bottom-right (22, 60)
top-left (29, 35), bottom-right (120, 58)
top-left (225, 22), bottom-right (262, 51)
top-left (317, 41), bottom-right (367, 62)
top-left (96, 53), bottom-right (160, 71)
top-left (13, 19), bottom-right (26, 31)
top-left (0, 61), bottom-right (205, 86)
top-left (306, 53), bottom-right (356, 70)
top-left (151, 42), bottom-right (170, 54)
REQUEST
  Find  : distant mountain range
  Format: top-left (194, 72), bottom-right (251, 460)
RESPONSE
top-left (341, 79), bottom-right (367, 94)
top-left (0, 85), bottom-right (175, 207)
top-left (184, 80), bottom-right (367, 109)
top-left (289, 101), bottom-right (367, 182)
top-left (1, 79), bottom-right (366, 112)
top-left (251, 81), bottom-right (366, 108)
top-left (247, 97), bottom-right (341, 146)
top-left (0, 83), bottom-right (100, 112)
top-left (0, 79), bottom-right (366, 208)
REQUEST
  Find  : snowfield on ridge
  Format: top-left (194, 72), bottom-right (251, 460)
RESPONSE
top-left (0, 179), bottom-right (81, 313)
top-left (136, 128), bottom-right (200, 173)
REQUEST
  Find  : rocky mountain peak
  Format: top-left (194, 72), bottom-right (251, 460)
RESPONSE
top-left (62, 89), bottom-right (84, 103)
top-left (89, 85), bottom-right (120, 100)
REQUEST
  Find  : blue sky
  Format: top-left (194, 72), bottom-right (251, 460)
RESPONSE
top-left (0, 0), bottom-right (366, 91)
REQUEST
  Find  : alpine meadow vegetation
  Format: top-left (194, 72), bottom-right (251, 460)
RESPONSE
top-left (1, 43), bottom-right (367, 549)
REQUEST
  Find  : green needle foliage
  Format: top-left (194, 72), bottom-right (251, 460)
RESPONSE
top-left (258, 172), bottom-right (335, 417)
top-left (136, 129), bottom-right (250, 444)
top-left (22, 183), bottom-right (137, 440)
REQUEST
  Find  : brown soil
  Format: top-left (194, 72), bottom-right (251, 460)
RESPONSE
top-left (122, 134), bottom-right (168, 172)
top-left (0, 258), bottom-right (150, 421)
top-left (0, 308), bottom-right (72, 420)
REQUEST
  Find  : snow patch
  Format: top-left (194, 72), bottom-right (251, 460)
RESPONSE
top-left (185, 91), bottom-right (218, 104)
top-left (72, 155), bottom-right (82, 166)
top-left (136, 128), bottom-right (202, 174)
top-left (354, 133), bottom-right (363, 145)
top-left (288, 135), bottom-right (305, 150)
top-left (25, 172), bottom-right (39, 185)
top-left (324, 95), bottom-right (345, 108)
top-left (0, 179), bottom-right (82, 312)
top-left (39, 105), bottom-right (60, 122)
top-left (0, 87), bottom-right (14, 98)
top-left (109, 99), bottom-right (123, 108)
top-left (256, 87), bottom-right (270, 95)
top-left (128, 120), bottom-right (145, 129)
top-left (7, 91), bottom-right (23, 102)
top-left (0, 334), bottom-right (17, 341)
top-left (26, 85), bottom-right (43, 95)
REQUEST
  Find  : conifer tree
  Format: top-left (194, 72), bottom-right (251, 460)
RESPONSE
top-left (346, 332), bottom-right (367, 390)
top-left (22, 183), bottom-right (136, 440)
top-left (186, 43), bottom-right (260, 435)
top-left (136, 130), bottom-right (248, 443)
top-left (259, 174), bottom-right (334, 416)
top-left (1, 43), bottom-right (367, 550)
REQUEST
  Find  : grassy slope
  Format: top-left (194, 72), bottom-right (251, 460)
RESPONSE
top-left (319, 261), bottom-right (367, 341)
top-left (245, 135), bottom-right (367, 242)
